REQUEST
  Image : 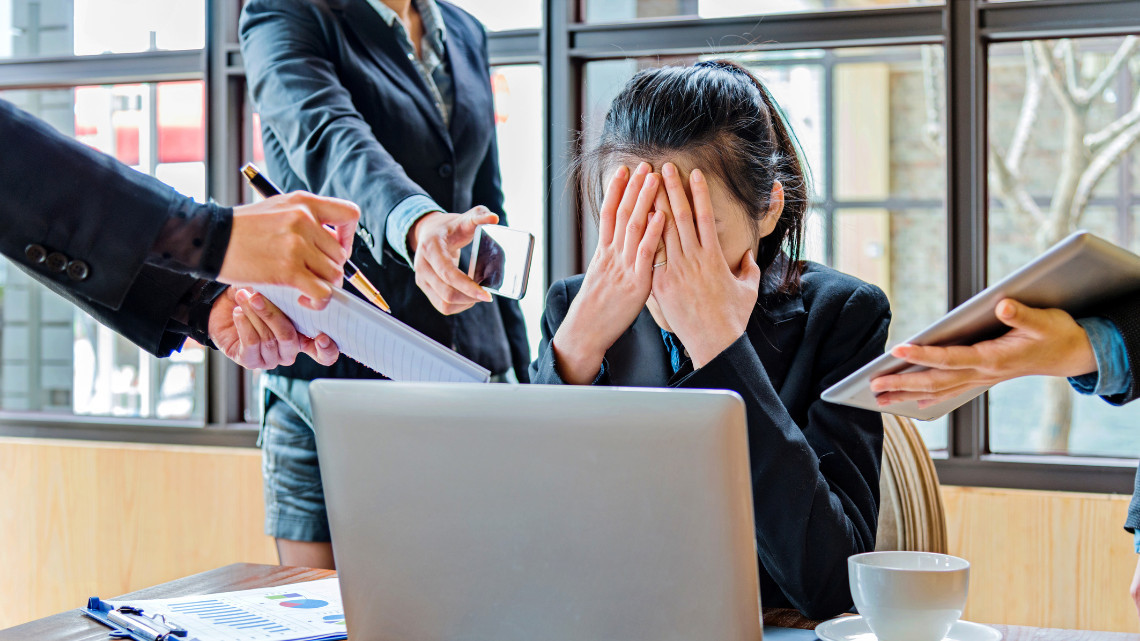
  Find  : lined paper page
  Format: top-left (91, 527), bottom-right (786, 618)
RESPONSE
top-left (256, 286), bottom-right (490, 383)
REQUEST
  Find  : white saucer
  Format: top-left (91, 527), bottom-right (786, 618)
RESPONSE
top-left (815, 615), bottom-right (1003, 641)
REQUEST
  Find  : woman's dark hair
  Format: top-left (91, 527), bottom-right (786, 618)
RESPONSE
top-left (580, 59), bottom-right (810, 292)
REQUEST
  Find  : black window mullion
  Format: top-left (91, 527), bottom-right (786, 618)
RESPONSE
top-left (545, 0), bottom-right (582, 284)
top-left (568, 6), bottom-right (943, 59)
top-left (205, 0), bottom-right (246, 427)
top-left (488, 29), bottom-right (543, 65)
top-left (0, 50), bottom-right (201, 90)
top-left (822, 52), bottom-right (836, 267)
top-left (944, 0), bottom-right (988, 461)
top-left (980, 0), bottom-right (1140, 42)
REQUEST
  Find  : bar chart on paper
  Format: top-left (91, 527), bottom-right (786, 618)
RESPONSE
top-left (105, 579), bottom-right (347, 641)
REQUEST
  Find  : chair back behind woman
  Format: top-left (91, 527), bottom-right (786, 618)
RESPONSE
top-left (875, 414), bottom-right (948, 553)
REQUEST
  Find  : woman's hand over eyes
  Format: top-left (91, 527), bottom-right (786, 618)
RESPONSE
top-left (551, 162), bottom-right (666, 384)
top-left (652, 163), bottom-right (762, 369)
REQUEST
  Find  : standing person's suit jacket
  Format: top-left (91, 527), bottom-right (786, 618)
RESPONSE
top-left (0, 98), bottom-right (225, 357)
top-left (240, 0), bottom-right (530, 382)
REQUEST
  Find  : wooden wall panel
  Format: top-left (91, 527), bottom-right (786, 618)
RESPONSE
top-left (0, 437), bottom-right (276, 628)
top-left (1, 439), bottom-right (1138, 632)
top-left (943, 485), bottom-right (1136, 633)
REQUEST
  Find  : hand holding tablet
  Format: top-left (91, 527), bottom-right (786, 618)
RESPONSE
top-left (870, 298), bottom-right (1099, 410)
top-left (822, 232), bottom-right (1140, 420)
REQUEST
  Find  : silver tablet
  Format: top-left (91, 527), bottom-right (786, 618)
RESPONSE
top-left (822, 231), bottom-right (1140, 421)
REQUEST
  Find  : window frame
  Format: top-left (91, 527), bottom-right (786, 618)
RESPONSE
top-left (1, 0), bottom-right (1138, 494)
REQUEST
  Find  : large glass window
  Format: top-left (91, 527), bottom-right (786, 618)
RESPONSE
top-left (448, 0), bottom-right (541, 31)
top-left (0, 0), bottom-right (204, 59)
top-left (491, 64), bottom-right (546, 358)
top-left (583, 45), bottom-right (949, 448)
top-left (985, 36), bottom-right (1140, 457)
top-left (3, 0), bottom-right (1137, 485)
top-left (0, 82), bottom-right (207, 421)
top-left (583, 0), bottom-right (941, 22)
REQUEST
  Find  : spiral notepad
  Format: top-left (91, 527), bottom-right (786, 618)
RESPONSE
top-left (257, 286), bottom-right (490, 384)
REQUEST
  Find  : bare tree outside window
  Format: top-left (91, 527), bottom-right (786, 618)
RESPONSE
top-left (924, 36), bottom-right (1140, 454)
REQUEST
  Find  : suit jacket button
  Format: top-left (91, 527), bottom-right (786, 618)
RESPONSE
top-left (24, 244), bottom-right (47, 264)
top-left (66, 260), bottom-right (90, 281)
top-left (438, 162), bottom-right (453, 178)
top-left (45, 252), bottom-right (68, 273)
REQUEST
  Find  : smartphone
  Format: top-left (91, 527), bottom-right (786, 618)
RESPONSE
top-left (468, 224), bottom-right (535, 300)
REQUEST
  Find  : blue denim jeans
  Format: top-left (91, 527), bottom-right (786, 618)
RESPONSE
top-left (259, 375), bottom-right (330, 542)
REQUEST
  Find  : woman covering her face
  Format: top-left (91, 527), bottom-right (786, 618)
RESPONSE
top-left (530, 60), bottom-right (892, 620)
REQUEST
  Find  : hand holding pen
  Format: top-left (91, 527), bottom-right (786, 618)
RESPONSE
top-left (220, 191), bottom-right (360, 310)
top-left (242, 163), bottom-right (391, 313)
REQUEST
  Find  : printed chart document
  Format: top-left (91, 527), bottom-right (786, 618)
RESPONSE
top-left (258, 285), bottom-right (490, 383)
top-left (103, 579), bottom-right (346, 641)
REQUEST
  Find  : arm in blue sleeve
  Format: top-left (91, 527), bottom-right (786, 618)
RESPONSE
top-left (384, 194), bottom-right (444, 267)
top-left (1069, 317), bottom-right (1132, 397)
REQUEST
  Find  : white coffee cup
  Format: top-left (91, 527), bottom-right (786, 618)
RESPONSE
top-left (848, 551), bottom-right (970, 641)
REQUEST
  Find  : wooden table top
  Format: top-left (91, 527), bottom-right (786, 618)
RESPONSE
top-left (2, 563), bottom-right (1137, 641)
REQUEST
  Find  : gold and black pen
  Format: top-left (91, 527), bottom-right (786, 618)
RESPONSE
top-left (241, 163), bottom-right (391, 313)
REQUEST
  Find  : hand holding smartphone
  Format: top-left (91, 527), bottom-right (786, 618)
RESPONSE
top-left (468, 224), bottom-right (535, 300)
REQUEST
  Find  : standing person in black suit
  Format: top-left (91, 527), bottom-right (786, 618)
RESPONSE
top-left (0, 98), bottom-right (359, 370)
top-left (871, 295), bottom-right (1140, 617)
top-left (240, 0), bottom-right (531, 569)
top-left (529, 61), bottom-right (891, 620)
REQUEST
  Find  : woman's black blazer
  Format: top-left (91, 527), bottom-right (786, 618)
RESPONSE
top-left (531, 260), bottom-right (892, 619)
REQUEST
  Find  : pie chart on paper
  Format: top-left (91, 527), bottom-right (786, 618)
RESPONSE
top-left (278, 598), bottom-right (329, 609)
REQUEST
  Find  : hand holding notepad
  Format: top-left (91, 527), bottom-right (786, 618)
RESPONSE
top-left (257, 285), bottom-right (491, 383)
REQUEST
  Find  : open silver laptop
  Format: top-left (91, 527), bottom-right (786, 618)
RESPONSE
top-left (309, 381), bottom-right (762, 641)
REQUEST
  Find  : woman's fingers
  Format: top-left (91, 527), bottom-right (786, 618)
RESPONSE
top-left (689, 168), bottom-right (719, 251)
top-left (597, 165), bottom-right (629, 247)
top-left (612, 162), bottom-right (651, 249)
top-left (916, 384), bottom-right (980, 409)
top-left (664, 165), bottom-right (699, 253)
top-left (296, 280), bottom-right (334, 311)
top-left (875, 382), bottom-right (980, 409)
top-left (306, 218), bottom-right (350, 273)
top-left (231, 305), bottom-right (264, 369)
top-left (302, 245), bottom-right (346, 290)
top-left (306, 193), bottom-right (361, 255)
top-left (246, 292), bottom-right (301, 366)
top-left (651, 184), bottom-right (673, 267)
top-left (660, 163), bottom-right (698, 256)
top-left (636, 211), bottom-right (666, 278)
top-left (872, 365), bottom-right (984, 397)
top-left (737, 249), bottom-right (762, 288)
top-left (414, 256), bottom-right (482, 315)
top-left (236, 289), bottom-right (281, 366)
top-left (424, 240), bottom-right (489, 304)
top-left (301, 333), bottom-right (341, 367)
top-left (622, 173), bottom-right (660, 260)
top-left (888, 343), bottom-right (987, 372)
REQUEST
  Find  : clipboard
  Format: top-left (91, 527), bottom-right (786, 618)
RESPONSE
top-left (83, 597), bottom-right (191, 641)
top-left (821, 231), bottom-right (1140, 420)
top-left (78, 579), bottom-right (348, 641)
top-left (257, 285), bottom-right (491, 383)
